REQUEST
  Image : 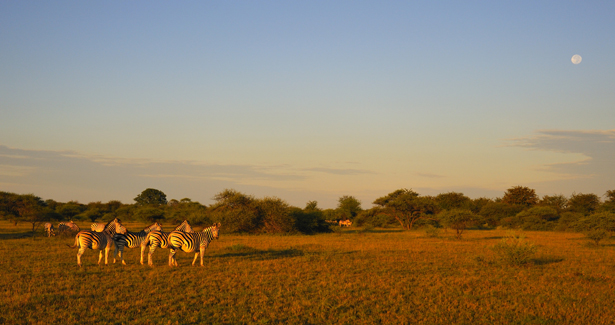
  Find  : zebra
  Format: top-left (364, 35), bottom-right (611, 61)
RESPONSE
top-left (44, 222), bottom-right (55, 237)
top-left (140, 220), bottom-right (194, 266)
top-left (91, 218), bottom-right (123, 233)
top-left (66, 218), bottom-right (123, 267)
top-left (58, 221), bottom-right (80, 235)
top-left (168, 223), bottom-right (221, 267)
top-left (113, 222), bottom-right (162, 265)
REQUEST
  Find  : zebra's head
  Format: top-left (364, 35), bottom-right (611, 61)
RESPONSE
top-left (209, 223), bottom-right (221, 239)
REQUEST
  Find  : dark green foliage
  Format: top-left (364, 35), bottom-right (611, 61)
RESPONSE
top-left (373, 189), bottom-right (438, 230)
top-left (503, 206), bottom-right (560, 231)
top-left (436, 192), bottom-right (471, 210)
top-left (539, 194), bottom-right (568, 213)
top-left (257, 197), bottom-right (295, 234)
top-left (567, 193), bottom-right (600, 216)
top-left (133, 206), bottom-right (165, 222)
top-left (501, 186), bottom-right (538, 207)
top-left (478, 202), bottom-right (525, 227)
top-left (438, 209), bottom-right (478, 239)
top-left (337, 195), bottom-right (362, 220)
top-left (55, 201), bottom-right (86, 221)
top-left (134, 188), bottom-right (168, 206)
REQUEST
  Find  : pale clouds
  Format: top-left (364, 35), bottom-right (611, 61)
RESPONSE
top-left (508, 129), bottom-right (615, 196)
top-left (0, 145), bottom-right (352, 206)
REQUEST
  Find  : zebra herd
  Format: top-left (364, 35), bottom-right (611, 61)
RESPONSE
top-left (49, 218), bottom-right (221, 267)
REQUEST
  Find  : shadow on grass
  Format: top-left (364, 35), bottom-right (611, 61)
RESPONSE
top-left (532, 255), bottom-right (565, 265)
top-left (218, 247), bottom-right (305, 260)
top-left (0, 232), bottom-right (35, 240)
top-left (342, 229), bottom-right (405, 234)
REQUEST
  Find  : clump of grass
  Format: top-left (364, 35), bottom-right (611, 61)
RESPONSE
top-left (492, 231), bottom-right (537, 266)
top-left (424, 225), bottom-right (440, 238)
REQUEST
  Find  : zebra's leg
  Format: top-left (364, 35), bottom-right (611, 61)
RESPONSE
top-left (77, 248), bottom-right (86, 267)
top-left (199, 246), bottom-right (206, 266)
top-left (140, 243), bottom-right (147, 265)
top-left (148, 245), bottom-right (157, 266)
top-left (191, 252), bottom-right (199, 266)
top-left (104, 246), bottom-right (110, 265)
top-left (168, 248), bottom-right (176, 267)
top-left (119, 248), bottom-right (126, 265)
top-left (98, 250), bottom-right (104, 265)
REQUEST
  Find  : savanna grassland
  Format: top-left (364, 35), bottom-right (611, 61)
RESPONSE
top-left (1, 221), bottom-right (615, 325)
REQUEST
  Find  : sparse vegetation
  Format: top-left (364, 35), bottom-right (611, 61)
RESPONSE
top-left (2, 220), bottom-right (615, 324)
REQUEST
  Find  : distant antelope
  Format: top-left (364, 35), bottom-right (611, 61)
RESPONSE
top-left (339, 220), bottom-right (352, 227)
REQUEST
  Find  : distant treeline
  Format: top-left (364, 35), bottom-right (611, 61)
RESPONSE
top-left (2, 187), bottom-right (615, 237)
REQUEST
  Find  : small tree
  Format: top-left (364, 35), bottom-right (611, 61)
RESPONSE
top-left (257, 197), bottom-right (294, 233)
top-left (373, 189), bottom-right (438, 230)
top-left (438, 209), bottom-right (478, 239)
top-left (337, 195), bottom-right (362, 220)
top-left (502, 186), bottom-right (538, 207)
top-left (436, 192), bottom-right (471, 211)
top-left (567, 193), bottom-right (600, 216)
top-left (134, 188), bottom-right (168, 206)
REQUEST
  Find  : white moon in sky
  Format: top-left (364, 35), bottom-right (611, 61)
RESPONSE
top-left (571, 54), bottom-right (582, 64)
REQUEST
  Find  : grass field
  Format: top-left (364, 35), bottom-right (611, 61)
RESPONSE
top-left (1, 220), bottom-right (614, 324)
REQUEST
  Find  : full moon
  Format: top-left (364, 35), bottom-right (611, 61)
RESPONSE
top-left (571, 54), bottom-right (582, 64)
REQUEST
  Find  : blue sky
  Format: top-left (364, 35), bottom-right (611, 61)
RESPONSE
top-left (1, 1), bottom-right (614, 208)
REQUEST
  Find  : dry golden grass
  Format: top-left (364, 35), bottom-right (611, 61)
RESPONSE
top-left (1, 220), bottom-right (614, 324)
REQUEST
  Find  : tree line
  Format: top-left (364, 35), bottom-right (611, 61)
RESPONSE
top-left (1, 187), bottom-right (614, 238)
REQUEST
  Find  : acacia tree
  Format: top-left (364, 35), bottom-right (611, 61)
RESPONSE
top-left (373, 189), bottom-right (438, 230)
top-left (209, 189), bottom-right (259, 233)
top-left (567, 193), bottom-right (600, 216)
top-left (337, 195), bottom-right (362, 220)
top-left (134, 188), bottom-right (168, 206)
top-left (501, 186), bottom-right (538, 207)
top-left (438, 209), bottom-right (478, 239)
top-left (436, 192), bottom-right (471, 211)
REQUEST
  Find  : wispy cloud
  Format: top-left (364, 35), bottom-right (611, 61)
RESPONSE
top-left (302, 167), bottom-right (375, 175)
top-left (0, 145), bottom-right (365, 206)
top-left (506, 129), bottom-right (615, 195)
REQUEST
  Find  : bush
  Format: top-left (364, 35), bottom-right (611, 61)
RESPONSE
top-left (585, 229), bottom-right (609, 246)
top-left (492, 232), bottom-right (538, 266)
top-left (424, 225), bottom-right (440, 238)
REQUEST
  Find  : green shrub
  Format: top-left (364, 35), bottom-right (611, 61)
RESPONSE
top-left (424, 225), bottom-right (440, 238)
top-left (492, 232), bottom-right (538, 266)
top-left (585, 229), bottom-right (609, 246)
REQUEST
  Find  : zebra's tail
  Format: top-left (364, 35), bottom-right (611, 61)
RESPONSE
top-left (67, 233), bottom-right (80, 249)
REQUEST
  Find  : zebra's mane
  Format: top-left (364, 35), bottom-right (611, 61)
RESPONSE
top-left (103, 218), bottom-right (121, 232)
top-left (174, 220), bottom-right (193, 232)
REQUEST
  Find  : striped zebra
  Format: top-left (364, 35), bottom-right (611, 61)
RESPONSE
top-left (140, 220), bottom-right (194, 266)
top-left (91, 218), bottom-right (124, 233)
top-left (66, 218), bottom-right (123, 267)
top-left (168, 223), bottom-right (221, 267)
top-left (58, 221), bottom-right (80, 235)
top-left (113, 222), bottom-right (162, 265)
top-left (44, 222), bottom-right (55, 237)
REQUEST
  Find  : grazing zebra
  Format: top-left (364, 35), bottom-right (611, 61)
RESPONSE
top-left (339, 220), bottom-right (352, 227)
top-left (168, 223), bottom-right (221, 267)
top-left (58, 221), bottom-right (80, 235)
top-left (66, 218), bottom-right (123, 267)
top-left (140, 220), bottom-right (194, 266)
top-left (113, 222), bottom-right (162, 265)
top-left (44, 223), bottom-right (55, 237)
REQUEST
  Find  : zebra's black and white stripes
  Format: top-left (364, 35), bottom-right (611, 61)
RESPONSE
top-left (66, 219), bottom-right (123, 267)
top-left (140, 220), bottom-right (194, 266)
top-left (113, 222), bottom-right (162, 265)
top-left (168, 223), bottom-right (221, 267)
top-left (58, 221), bottom-right (80, 235)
